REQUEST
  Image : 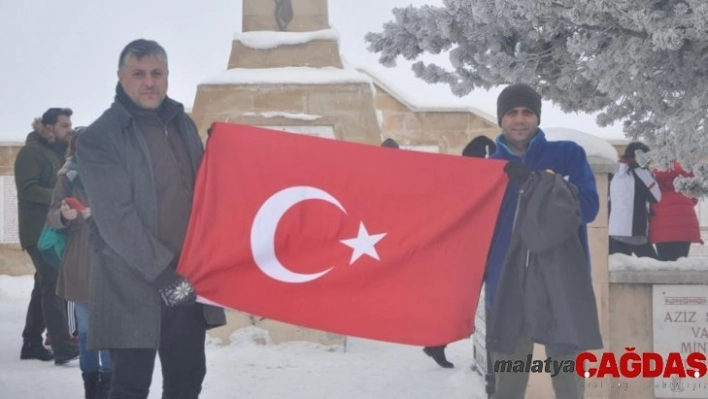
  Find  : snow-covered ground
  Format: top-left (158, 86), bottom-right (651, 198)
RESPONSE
top-left (0, 275), bottom-right (487, 398)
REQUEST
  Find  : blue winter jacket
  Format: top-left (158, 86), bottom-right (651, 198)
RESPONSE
top-left (485, 129), bottom-right (599, 308)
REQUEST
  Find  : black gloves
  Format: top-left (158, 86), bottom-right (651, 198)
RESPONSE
top-left (504, 161), bottom-right (531, 184)
top-left (154, 269), bottom-right (197, 307)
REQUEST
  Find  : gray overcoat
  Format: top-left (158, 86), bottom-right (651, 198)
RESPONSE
top-left (77, 100), bottom-right (225, 350)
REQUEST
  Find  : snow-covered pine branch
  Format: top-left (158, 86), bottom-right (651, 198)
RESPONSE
top-left (366, 0), bottom-right (708, 196)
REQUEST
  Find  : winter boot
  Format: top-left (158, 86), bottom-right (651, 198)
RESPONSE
top-left (423, 345), bottom-right (454, 368)
top-left (82, 371), bottom-right (100, 399)
top-left (97, 372), bottom-right (113, 399)
top-left (20, 339), bottom-right (54, 361)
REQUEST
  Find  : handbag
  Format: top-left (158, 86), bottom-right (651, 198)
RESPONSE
top-left (37, 225), bottom-right (66, 270)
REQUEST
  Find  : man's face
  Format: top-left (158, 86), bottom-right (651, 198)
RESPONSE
top-left (47, 115), bottom-right (72, 142)
top-left (500, 106), bottom-right (539, 148)
top-left (118, 55), bottom-right (168, 110)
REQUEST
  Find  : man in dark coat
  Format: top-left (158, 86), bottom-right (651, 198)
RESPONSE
top-left (16, 108), bottom-right (79, 365)
top-left (77, 39), bottom-right (225, 398)
top-left (486, 84), bottom-right (600, 399)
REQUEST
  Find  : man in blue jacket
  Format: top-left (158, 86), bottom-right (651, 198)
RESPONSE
top-left (487, 83), bottom-right (599, 399)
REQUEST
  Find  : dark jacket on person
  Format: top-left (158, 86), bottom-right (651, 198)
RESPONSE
top-left (76, 88), bottom-right (225, 350)
top-left (46, 156), bottom-right (92, 302)
top-left (486, 130), bottom-right (599, 309)
top-left (14, 119), bottom-right (67, 249)
top-left (487, 171), bottom-right (603, 356)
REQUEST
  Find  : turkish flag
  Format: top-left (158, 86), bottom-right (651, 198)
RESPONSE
top-left (177, 122), bottom-right (507, 346)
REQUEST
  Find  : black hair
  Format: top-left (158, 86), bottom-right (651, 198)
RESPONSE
top-left (41, 108), bottom-right (73, 126)
top-left (462, 136), bottom-right (497, 158)
top-left (623, 142), bottom-right (650, 160)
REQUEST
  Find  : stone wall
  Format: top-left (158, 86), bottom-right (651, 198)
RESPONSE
top-left (191, 83), bottom-right (381, 145)
top-left (372, 86), bottom-right (499, 154)
top-left (0, 144), bottom-right (33, 276)
top-left (228, 39), bottom-right (342, 69)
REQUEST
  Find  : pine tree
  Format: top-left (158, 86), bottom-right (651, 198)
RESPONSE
top-left (366, 0), bottom-right (708, 196)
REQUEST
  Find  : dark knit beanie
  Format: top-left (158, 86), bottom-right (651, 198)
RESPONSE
top-left (381, 138), bottom-right (400, 149)
top-left (496, 83), bottom-right (542, 126)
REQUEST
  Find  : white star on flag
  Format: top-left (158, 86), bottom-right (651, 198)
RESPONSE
top-left (340, 222), bottom-right (387, 264)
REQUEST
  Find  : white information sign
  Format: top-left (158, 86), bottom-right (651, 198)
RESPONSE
top-left (0, 176), bottom-right (18, 244)
top-left (653, 285), bottom-right (708, 398)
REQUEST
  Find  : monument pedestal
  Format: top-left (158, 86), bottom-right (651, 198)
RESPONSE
top-left (192, 0), bottom-right (380, 347)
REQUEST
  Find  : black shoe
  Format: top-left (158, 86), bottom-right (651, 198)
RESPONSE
top-left (423, 345), bottom-right (454, 368)
top-left (20, 339), bottom-right (54, 361)
top-left (54, 344), bottom-right (80, 365)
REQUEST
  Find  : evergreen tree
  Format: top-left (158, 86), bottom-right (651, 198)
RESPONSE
top-left (366, 0), bottom-right (708, 196)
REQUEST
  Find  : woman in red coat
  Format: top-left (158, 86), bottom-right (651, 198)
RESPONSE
top-left (649, 162), bottom-right (703, 261)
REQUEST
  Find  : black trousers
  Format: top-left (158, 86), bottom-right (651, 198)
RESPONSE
top-left (609, 239), bottom-right (657, 259)
top-left (21, 245), bottom-right (73, 352)
top-left (656, 242), bottom-right (691, 261)
top-left (109, 303), bottom-right (207, 399)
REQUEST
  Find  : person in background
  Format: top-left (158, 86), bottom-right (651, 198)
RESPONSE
top-left (47, 128), bottom-right (112, 398)
top-left (608, 142), bottom-right (661, 258)
top-left (16, 108), bottom-right (79, 365)
top-left (381, 138), bottom-right (399, 149)
top-left (649, 161), bottom-right (703, 261)
top-left (462, 136), bottom-right (497, 159)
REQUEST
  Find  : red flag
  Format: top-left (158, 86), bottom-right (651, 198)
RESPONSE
top-left (177, 122), bottom-right (507, 346)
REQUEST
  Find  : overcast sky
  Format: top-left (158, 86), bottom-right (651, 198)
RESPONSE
top-left (0, 0), bottom-right (625, 142)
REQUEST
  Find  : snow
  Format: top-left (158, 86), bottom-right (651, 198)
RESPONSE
top-left (609, 254), bottom-right (708, 272)
top-left (243, 112), bottom-right (322, 121)
top-left (234, 29), bottom-right (340, 50)
top-left (0, 275), bottom-right (487, 398)
top-left (200, 67), bottom-right (374, 86)
top-left (543, 127), bottom-right (618, 164)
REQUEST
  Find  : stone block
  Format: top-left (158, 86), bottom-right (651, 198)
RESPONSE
top-left (306, 84), bottom-right (374, 113)
top-left (373, 90), bottom-right (409, 112)
top-left (589, 173), bottom-right (609, 228)
top-left (335, 113), bottom-right (381, 145)
top-left (0, 146), bottom-right (22, 169)
top-left (466, 115), bottom-right (497, 130)
top-left (228, 40), bottom-right (342, 69)
top-left (609, 283), bottom-right (653, 399)
top-left (589, 226), bottom-right (610, 338)
top-left (380, 112), bottom-right (408, 133)
top-left (191, 86), bottom-right (256, 132)
top-left (418, 112), bottom-right (471, 133)
top-left (0, 245), bottom-right (34, 276)
top-left (253, 87), bottom-right (307, 112)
